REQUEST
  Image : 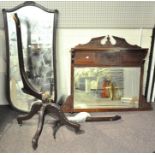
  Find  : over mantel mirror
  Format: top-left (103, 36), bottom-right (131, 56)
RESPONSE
top-left (3, 1), bottom-right (58, 112)
top-left (62, 35), bottom-right (152, 112)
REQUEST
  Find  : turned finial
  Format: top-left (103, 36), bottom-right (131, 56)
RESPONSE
top-left (106, 35), bottom-right (111, 45)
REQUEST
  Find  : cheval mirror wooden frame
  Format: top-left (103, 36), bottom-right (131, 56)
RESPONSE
top-left (62, 35), bottom-right (152, 112)
top-left (2, 1), bottom-right (82, 150)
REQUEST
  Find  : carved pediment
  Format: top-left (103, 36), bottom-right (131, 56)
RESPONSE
top-left (74, 35), bottom-right (141, 50)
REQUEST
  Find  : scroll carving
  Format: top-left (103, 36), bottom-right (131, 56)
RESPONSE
top-left (74, 35), bottom-right (141, 50)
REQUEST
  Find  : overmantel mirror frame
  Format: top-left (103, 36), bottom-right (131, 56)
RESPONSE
top-left (3, 1), bottom-right (58, 112)
top-left (62, 35), bottom-right (152, 112)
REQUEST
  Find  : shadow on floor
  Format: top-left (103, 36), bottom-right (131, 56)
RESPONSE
top-left (0, 105), bottom-right (22, 133)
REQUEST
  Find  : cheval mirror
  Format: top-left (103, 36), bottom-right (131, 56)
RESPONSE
top-left (3, 1), bottom-right (82, 149)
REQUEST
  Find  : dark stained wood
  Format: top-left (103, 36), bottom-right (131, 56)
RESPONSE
top-left (86, 115), bottom-right (121, 122)
top-left (73, 35), bottom-right (141, 50)
top-left (61, 95), bottom-right (74, 112)
top-left (17, 102), bottom-right (42, 125)
top-left (62, 96), bottom-right (152, 113)
top-left (62, 35), bottom-right (152, 112)
top-left (73, 50), bottom-right (147, 67)
top-left (13, 13), bottom-right (43, 100)
top-left (31, 102), bottom-right (82, 150)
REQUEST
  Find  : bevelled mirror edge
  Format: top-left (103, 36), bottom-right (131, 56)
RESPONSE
top-left (2, 1), bottom-right (58, 112)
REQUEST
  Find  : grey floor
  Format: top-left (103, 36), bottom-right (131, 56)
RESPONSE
top-left (0, 104), bottom-right (155, 153)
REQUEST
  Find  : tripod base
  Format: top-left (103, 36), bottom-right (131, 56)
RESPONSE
top-left (17, 102), bottom-right (82, 150)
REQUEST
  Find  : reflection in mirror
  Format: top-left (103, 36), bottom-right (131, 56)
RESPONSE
top-left (3, 3), bottom-right (56, 112)
top-left (74, 67), bottom-right (140, 109)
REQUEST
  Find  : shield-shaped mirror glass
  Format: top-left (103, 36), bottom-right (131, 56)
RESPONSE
top-left (3, 3), bottom-right (56, 112)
